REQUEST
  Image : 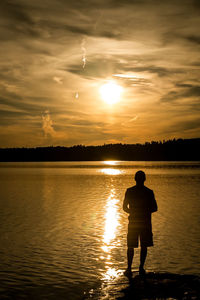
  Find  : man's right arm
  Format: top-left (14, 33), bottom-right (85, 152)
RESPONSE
top-left (123, 190), bottom-right (130, 214)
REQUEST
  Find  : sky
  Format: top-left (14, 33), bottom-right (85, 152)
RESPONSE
top-left (0, 0), bottom-right (200, 147)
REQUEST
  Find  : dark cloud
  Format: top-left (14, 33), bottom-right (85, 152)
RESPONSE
top-left (0, 0), bottom-right (123, 41)
top-left (0, 89), bottom-right (42, 113)
top-left (193, 0), bottom-right (200, 9)
top-left (185, 35), bottom-right (200, 45)
top-left (110, 0), bottom-right (145, 5)
top-left (114, 76), bottom-right (152, 87)
top-left (0, 0), bottom-right (33, 25)
top-left (67, 57), bottom-right (122, 78)
top-left (61, 24), bottom-right (121, 39)
top-left (57, 0), bottom-right (145, 10)
top-left (163, 118), bottom-right (200, 135)
top-left (126, 66), bottom-right (174, 77)
top-left (0, 110), bottom-right (27, 119)
top-left (68, 56), bottom-right (182, 79)
top-left (167, 33), bottom-right (200, 47)
top-left (0, 0), bottom-right (40, 39)
top-left (161, 84), bottom-right (200, 102)
top-left (179, 85), bottom-right (200, 97)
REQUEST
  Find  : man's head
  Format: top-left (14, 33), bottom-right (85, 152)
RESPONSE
top-left (135, 170), bottom-right (146, 185)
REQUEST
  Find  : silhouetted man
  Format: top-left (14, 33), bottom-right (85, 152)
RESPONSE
top-left (123, 170), bottom-right (157, 277)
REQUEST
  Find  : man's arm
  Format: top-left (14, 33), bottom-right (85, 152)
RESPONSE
top-left (123, 190), bottom-right (130, 214)
top-left (150, 191), bottom-right (157, 213)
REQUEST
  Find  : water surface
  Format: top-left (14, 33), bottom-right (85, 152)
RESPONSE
top-left (0, 161), bottom-right (199, 299)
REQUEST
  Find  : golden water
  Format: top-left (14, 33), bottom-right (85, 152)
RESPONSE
top-left (0, 161), bottom-right (199, 299)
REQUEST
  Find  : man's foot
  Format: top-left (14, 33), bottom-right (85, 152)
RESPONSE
top-left (139, 266), bottom-right (146, 276)
top-left (124, 268), bottom-right (132, 277)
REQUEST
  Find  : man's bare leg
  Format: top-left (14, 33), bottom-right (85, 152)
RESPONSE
top-left (128, 247), bottom-right (134, 270)
top-left (124, 247), bottom-right (134, 276)
top-left (139, 246), bottom-right (147, 275)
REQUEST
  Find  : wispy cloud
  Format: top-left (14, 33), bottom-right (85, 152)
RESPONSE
top-left (42, 111), bottom-right (56, 138)
top-left (53, 77), bottom-right (63, 84)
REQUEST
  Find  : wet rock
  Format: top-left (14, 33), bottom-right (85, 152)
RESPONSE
top-left (117, 272), bottom-right (200, 299)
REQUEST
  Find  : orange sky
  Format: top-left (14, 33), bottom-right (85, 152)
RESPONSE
top-left (0, 0), bottom-right (200, 147)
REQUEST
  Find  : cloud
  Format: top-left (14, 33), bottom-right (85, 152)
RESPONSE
top-left (0, 0), bottom-right (200, 146)
top-left (68, 52), bottom-right (186, 83)
top-left (113, 74), bottom-right (152, 88)
top-left (162, 118), bottom-right (200, 136)
top-left (160, 84), bottom-right (200, 103)
top-left (42, 111), bottom-right (56, 138)
top-left (121, 116), bottom-right (138, 126)
top-left (68, 57), bottom-right (120, 79)
top-left (0, 1), bottom-right (41, 40)
top-left (1, 1), bottom-right (33, 25)
top-left (53, 76), bottom-right (63, 84)
top-left (184, 35), bottom-right (200, 45)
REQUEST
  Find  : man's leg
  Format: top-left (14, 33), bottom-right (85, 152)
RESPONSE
top-left (139, 246), bottom-right (147, 274)
top-left (127, 247), bottom-right (134, 270)
top-left (125, 222), bottom-right (138, 276)
top-left (124, 247), bottom-right (134, 276)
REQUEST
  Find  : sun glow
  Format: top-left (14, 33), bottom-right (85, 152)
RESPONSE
top-left (100, 81), bottom-right (123, 104)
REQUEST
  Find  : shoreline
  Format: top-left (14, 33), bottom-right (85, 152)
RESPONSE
top-left (84, 272), bottom-right (200, 299)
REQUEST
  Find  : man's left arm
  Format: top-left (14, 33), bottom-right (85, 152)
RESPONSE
top-left (150, 191), bottom-right (158, 213)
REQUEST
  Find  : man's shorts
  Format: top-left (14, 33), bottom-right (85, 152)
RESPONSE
top-left (127, 221), bottom-right (153, 248)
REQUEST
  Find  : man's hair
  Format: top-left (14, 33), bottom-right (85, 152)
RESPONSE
top-left (135, 170), bottom-right (146, 183)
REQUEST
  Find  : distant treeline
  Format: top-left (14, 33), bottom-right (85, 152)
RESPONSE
top-left (0, 138), bottom-right (200, 161)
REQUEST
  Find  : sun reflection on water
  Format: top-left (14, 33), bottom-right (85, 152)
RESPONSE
top-left (102, 189), bottom-right (119, 247)
top-left (102, 161), bottom-right (118, 166)
top-left (101, 168), bottom-right (122, 175)
top-left (102, 267), bottom-right (121, 281)
top-left (100, 188), bottom-right (122, 284)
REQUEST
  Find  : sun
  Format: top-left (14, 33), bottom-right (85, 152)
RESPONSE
top-left (100, 81), bottom-right (123, 105)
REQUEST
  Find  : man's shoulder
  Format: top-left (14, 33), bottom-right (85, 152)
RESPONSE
top-left (126, 186), bottom-right (153, 192)
top-left (143, 186), bottom-right (154, 194)
top-left (126, 186), bottom-right (137, 192)
top-left (126, 186), bottom-right (137, 196)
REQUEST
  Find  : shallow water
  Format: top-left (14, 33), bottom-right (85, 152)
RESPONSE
top-left (0, 161), bottom-right (199, 299)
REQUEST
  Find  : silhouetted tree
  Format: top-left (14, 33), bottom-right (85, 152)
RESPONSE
top-left (0, 138), bottom-right (199, 161)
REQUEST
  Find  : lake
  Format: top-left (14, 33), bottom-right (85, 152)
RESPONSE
top-left (0, 161), bottom-right (199, 299)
